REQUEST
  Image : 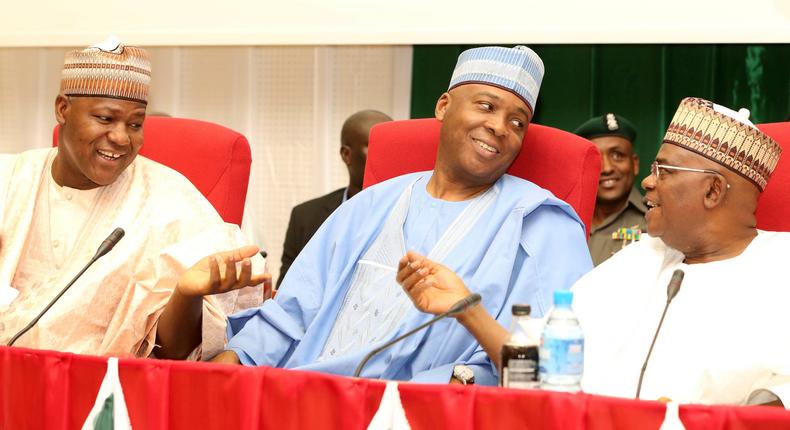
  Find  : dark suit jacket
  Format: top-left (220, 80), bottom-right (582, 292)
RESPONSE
top-left (277, 187), bottom-right (346, 287)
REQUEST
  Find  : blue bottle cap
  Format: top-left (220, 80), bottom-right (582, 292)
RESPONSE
top-left (553, 290), bottom-right (573, 307)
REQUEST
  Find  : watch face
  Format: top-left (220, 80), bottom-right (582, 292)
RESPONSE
top-left (454, 365), bottom-right (475, 383)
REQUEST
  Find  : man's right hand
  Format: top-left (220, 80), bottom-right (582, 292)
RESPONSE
top-left (211, 350), bottom-right (242, 365)
top-left (396, 251), bottom-right (472, 316)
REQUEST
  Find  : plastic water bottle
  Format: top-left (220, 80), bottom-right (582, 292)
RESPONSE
top-left (539, 290), bottom-right (584, 392)
top-left (500, 304), bottom-right (540, 389)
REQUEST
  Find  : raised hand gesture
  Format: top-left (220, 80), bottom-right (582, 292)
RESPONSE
top-left (176, 246), bottom-right (270, 297)
top-left (396, 251), bottom-right (471, 316)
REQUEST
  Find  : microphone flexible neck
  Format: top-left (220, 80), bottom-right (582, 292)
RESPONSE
top-left (635, 297), bottom-right (671, 399)
top-left (353, 311), bottom-right (451, 378)
top-left (7, 256), bottom-right (100, 347)
top-left (6, 228), bottom-right (125, 347)
top-left (353, 293), bottom-right (481, 378)
top-left (635, 269), bottom-right (684, 398)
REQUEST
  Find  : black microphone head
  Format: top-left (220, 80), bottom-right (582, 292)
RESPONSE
top-left (109, 227), bottom-right (125, 243)
top-left (93, 227), bottom-right (125, 259)
top-left (448, 293), bottom-right (482, 316)
top-left (667, 269), bottom-right (684, 301)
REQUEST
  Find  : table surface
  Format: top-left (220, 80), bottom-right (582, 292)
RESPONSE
top-left (2, 346), bottom-right (790, 429)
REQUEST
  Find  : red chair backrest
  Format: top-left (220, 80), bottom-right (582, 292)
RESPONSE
top-left (363, 118), bottom-right (601, 236)
top-left (53, 116), bottom-right (251, 226)
top-left (756, 122), bottom-right (790, 231)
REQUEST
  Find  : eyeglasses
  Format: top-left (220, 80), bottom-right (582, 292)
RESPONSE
top-left (650, 162), bottom-right (723, 181)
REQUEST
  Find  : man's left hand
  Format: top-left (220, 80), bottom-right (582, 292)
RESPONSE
top-left (177, 246), bottom-right (270, 297)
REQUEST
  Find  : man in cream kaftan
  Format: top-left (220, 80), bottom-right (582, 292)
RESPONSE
top-left (0, 40), bottom-right (262, 359)
top-left (0, 148), bottom-right (258, 357)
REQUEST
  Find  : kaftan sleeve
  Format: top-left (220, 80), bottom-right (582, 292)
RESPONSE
top-left (410, 352), bottom-right (497, 386)
top-left (100, 222), bottom-right (264, 359)
top-left (747, 376), bottom-right (790, 408)
top-left (746, 285), bottom-right (790, 408)
top-left (224, 248), bottom-right (325, 366)
top-left (518, 205), bottom-right (593, 317)
top-left (224, 195), bottom-right (353, 366)
top-left (413, 205), bottom-right (592, 386)
top-left (0, 155), bottom-right (17, 306)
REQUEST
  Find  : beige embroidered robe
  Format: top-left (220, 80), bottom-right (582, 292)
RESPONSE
top-left (0, 148), bottom-right (261, 358)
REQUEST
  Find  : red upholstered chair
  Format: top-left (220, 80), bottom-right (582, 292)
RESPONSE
top-left (363, 118), bottom-right (601, 235)
top-left (53, 117), bottom-right (251, 226)
top-left (756, 122), bottom-right (790, 232)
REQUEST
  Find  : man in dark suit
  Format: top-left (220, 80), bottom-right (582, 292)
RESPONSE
top-left (277, 110), bottom-right (392, 287)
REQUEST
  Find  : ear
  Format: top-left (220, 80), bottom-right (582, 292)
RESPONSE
top-left (340, 145), bottom-right (352, 166)
top-left (631, 153), bottom-right (640, 176)
top-left (54, 94), bottom-right (70, 125)
top-left (435, 93), bottom-right (451, 121)
top-left (703, 175), bottom-right (728, 209)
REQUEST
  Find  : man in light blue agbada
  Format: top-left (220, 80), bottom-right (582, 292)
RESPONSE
top-left (211, 46), bottom-right (593, 385)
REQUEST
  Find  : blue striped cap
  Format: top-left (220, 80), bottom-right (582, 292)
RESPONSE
top-left (448, 45), bottom-right (544, 113)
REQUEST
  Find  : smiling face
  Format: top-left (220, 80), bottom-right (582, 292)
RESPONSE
top-left (593, 135), bottom-right (639, 206)
top-left (641, 144), bottom-right (714, 249)
top-left (52, 95), bottom-right (146, 189)
top-left (434, 84), bottom-right (531, 187)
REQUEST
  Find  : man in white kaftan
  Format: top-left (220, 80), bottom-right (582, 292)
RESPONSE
top-left (396, 97), bottom-right (790, 406)
top-left (0, 40), bottom-right (262, 359)
top-left (574, 98), bottom-right (790, 405)
top-left (576, 232), bottom-right (790, 404)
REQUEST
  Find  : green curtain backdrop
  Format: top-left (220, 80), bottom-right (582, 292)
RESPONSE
top-left (411, 45), bottom-right (790, 184)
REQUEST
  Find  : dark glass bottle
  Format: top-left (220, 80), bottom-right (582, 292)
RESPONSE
top-left (500, 304), bottom-right (539, 389)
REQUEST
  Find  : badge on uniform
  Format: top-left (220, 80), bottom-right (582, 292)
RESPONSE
top-left (611, 225), bottom-right (642, 249)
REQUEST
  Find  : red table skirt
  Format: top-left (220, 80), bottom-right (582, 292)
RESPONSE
top-left (2, 346), bottom-right (789, 429)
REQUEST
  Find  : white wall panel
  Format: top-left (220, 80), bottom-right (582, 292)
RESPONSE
top-left (2, 0), bottom-right (789, 46)
top-left (0, 45), bottom-right (413, 282)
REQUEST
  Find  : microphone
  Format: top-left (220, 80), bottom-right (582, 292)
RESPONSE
top-left (635, 269), bottom-right (684, 398)
top-left (93, 227), bottom-right (125, 259)
top-left (353, 293), bottom-right (482, 378)
top-left (7, 228), bottom-right (125, 346)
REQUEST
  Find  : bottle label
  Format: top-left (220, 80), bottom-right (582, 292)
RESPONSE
top-left (500, 343), bottom-right (539, 389)
top-left (539, 337), bottom-right (584, 376)
top-left (502, 359), bottom-right (539, 389)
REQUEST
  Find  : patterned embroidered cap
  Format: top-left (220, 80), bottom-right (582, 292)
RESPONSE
top-left (663, 97), bottom-right (782, 191)
top-left (60, 37), bottom-right (151, 104)
top-left (448, 45), bottom-right (544, 113)
top-left (574, 113), bottom-right (638, 143)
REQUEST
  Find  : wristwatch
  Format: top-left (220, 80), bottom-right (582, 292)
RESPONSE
top-left (452, 364), bottom-right (475, 385)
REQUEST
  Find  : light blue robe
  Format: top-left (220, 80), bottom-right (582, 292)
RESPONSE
top-left (226, 172), bottom-right (593, 385)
